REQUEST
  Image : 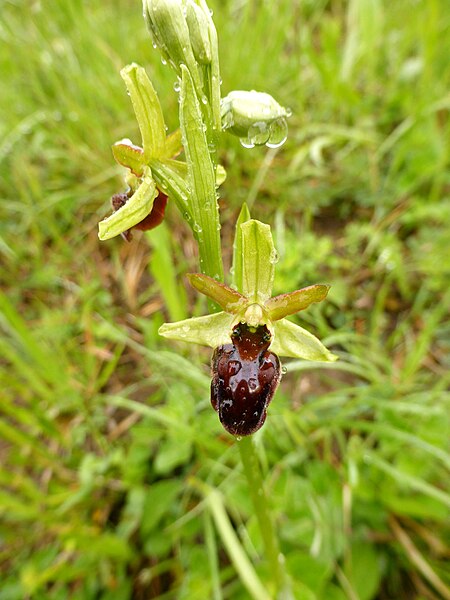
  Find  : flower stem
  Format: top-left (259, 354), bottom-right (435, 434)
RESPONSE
top-left (237, 436), bottom-right (290, 598)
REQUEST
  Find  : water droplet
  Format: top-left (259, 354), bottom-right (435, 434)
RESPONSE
top-left (248, 121), bottom-right (270, 146)
top-left (269, 249), bottom-right (279, 264)
top-left (173, 80), bottom-right (181, 92)
top-left (235, 435), bottom-right (242, 441)
top-left (266, 117), bottom-right (288, 148)
top-left (281, 365), bottom-right (287, 375)
top-left (286, 107), bottom-right (293, 117)
top-left (222, 112), bottom-right (234, 130)
top-left (201, 95), bottom-right (208, 105)
top-left (160, 181), bottom-right (168, 190)
top-left (152, 41), bottom-right (158, 49)
top-left (193, 223), bottom-right (203, 233)
top-left (161, 56), bottom-right (167, 66)
top-left (239, 137), bottom-right (255, 149)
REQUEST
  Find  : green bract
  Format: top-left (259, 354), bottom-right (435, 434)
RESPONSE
top-left (159, 219), bottom-right (337, 362)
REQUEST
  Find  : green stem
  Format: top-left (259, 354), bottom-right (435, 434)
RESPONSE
top-left (238, 436), bottom-right (289, 598)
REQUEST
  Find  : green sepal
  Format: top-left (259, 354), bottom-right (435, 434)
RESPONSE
top-left (232, 203), bottom-right (251, 293)
top-left (98, 166), bottom-right (158, 240)
top-left (265, 284), bottom-right (330, 321)
top-left (121, 63), bottom-right (166, 159)
top-left (216, 164), bottom-right (226, 187)
top-left (158, 311), bottom-right (235, 348)
top-left (241, 219), bottom-right (275, 303)
top-left (187, 273), bottom-right (247, 313)
top-left (143, 0), bottom-right (202, 94)
top-left (270, 319), bottom-right (338, 362)
top-left (163, 129), bottom-right (183, 159)
top-left (112, 140), bottom-right (145, 176)
top-left (185, 0), bottom-right (212, 64)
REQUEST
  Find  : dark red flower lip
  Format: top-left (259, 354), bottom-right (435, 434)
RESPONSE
top-left (211, 323), bottom-right (281, 436)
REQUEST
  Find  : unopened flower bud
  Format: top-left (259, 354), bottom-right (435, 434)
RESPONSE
top-left (143, 0), bottom-right (197, 75)
top-left (185, 0), bottom-right (212, 64)
top-left (221, 90), bottom-right (290, 147)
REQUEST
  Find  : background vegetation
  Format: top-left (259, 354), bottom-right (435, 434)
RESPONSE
top-left (0, 0), bottom-right (449, 598)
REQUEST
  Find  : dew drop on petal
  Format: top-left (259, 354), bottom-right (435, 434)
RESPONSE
top-left (266, 117), bottom-right (288, 149)
top-left (239, 137), bottom-right (255, 149)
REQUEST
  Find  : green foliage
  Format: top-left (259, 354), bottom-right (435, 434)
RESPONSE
top-left (1, 0), bottom-right (449, 598)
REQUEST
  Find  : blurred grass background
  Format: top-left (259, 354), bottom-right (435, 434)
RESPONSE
top-left (0, 0), bottom-right (449, 598)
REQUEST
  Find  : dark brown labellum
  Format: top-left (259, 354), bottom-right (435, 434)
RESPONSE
top-left (211, 323), bottom-right (281, 437)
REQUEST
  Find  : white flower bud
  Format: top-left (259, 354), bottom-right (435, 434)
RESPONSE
top-left (221, 90), bottom-right (290, 147)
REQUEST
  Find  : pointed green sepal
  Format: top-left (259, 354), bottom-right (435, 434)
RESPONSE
top-left (187, 273), bottom-right (247, 313)
top-left (163, 129), bottom-right (183, 159)
top-left (112, 139), bottom-right (145, 176)
top-left (121, 63), bottom-right (166, 159)
top-left (270, 318), bottom-right (338, 362)
top-left (265, 284), bottom-right (330, 321)
top-left (158, 311), bottom-right (235, 348)
top-left (232, 203), bottom-right (251, 293)
top-left (241, 219), bottom-right (275, 303)
top-left (98, 167), bottom-right (158, 240)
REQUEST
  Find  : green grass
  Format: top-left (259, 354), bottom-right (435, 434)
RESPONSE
top-left (1, 0), bottom-right (449, 598)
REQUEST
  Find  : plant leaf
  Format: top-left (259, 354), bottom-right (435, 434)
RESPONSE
top-left (265, 284), bottom-right (330, 321)
top-left (187, 273), bottom-right (247, 313)
top-left (179, 64), bottom-right (223, 281)
top-left (121, 63), bottom-right (166, 159)
top-left (241, 219), bottom-right (275, 303)
top-left (98, 166), bottom-right (158, 240)
top-left (271, 318), bottom-right (338, 361)
top-left (158, 312), bottom-right (235, 348)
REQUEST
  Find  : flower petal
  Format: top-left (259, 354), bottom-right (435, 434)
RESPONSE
top-left (271, 318), bottom-right (337, 362)
top-left (98, 167), bottom-right (157, 240)
top-left (159, 311), bottom-right (235, 348)
top-left (265, 284), bottom-right (330, 321)
top-left (121, 63), bottom-right (166, 159)
top-left (187, 273), bottom-right (247, 313)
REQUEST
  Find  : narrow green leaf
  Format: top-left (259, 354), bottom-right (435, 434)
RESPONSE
top-left (179, 65), bottom-right (223, 281)
top-left (206, 489), bottom-right (271, 600)
top-left (265, 284), bottom-right (330, 321)
top-left (148, 223), bottom-right (187, 321)
top-left (241, 219), bottom-right (275, 303)
top-left (121, 63), bottom-right (166, 159)
top-left (364, 453), bottom-right (450, 508)
top-left (98, 166), bottom-right (158, 240)
top-left (187, 273), bottom-right (247, 313)
top-left (158, 312), bottom-right (234, 348)
top-left (112, 140), bottom-right (145, 176)
top-left (271, 319), bottom-right (338, 361)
